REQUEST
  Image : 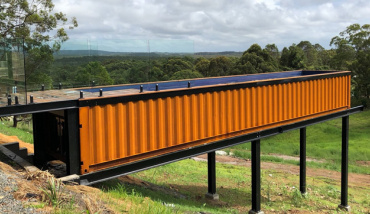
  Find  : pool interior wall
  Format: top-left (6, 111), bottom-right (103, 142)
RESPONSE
top-left (82, 70), bottom-right (342, 93)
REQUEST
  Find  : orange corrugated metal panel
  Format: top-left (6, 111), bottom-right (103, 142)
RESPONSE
top-left (79, 74), bottom-right (351, 174)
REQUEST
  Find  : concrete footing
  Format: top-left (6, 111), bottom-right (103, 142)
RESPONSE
top-left (248, 210), bottom-right (264, 214)
top-left (338, 204), bottom-right (351, 212)
top-left (205, 193), bottom-right (219, 200)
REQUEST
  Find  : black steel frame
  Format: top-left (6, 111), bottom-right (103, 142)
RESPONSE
top-left (250, 139), bottom-right (261, 213)
top-left (340, 116), bottom-right (350, 210)
top-left (0, 100), bottom-right (78, 117)
top-left (300, 127), bottom-right (306, 194)
top-left (207, 151), bottom-right (217, 195)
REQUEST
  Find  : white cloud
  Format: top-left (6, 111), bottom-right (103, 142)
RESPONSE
top-left (52, 0), bottom-right (370, 52)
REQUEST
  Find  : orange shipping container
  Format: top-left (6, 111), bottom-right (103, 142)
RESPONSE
top-left (78, 70), bottom-right (351, 174)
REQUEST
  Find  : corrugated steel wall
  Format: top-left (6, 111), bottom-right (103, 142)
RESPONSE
top-left (79, 75), bottom-right (351, 174)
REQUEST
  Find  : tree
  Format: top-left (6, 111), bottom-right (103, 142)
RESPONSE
top-left (195, 58), bottom-right (210, 76)
top-left (297, 41), bottom-right (317, 68)
top-left (280, 44), bottom-right (306, 70)
top-left (209, 56), bottom-right (232, 76)
top-left (331, 24), bottom-right (370, 107)
top-left (264, 43), bottom-right (279, 61)
top-left (314, 43), bottom-right (332, 69)
top-left (1, 0), bottom-right (77, 44)
top-left (75, 62), bottom-right (113, 86)
top-left (240, 44), bottom-right (279, 73)
top-left (170, 69), bottom-right (203, 80)
top-left (163, 58), bottom-right (193, 76)
top-left (1, 0), bottom-right (78, 86)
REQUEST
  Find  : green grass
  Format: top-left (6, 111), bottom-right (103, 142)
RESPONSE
top-left (226, 109), bottom-right (370, 174)
top-left (98, 159), bottom-right (369, 213)
top-left (0, 120), bottom-right (33, 143)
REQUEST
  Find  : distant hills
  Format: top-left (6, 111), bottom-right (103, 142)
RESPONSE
top-left (54, 50), bottom-right (243, 58)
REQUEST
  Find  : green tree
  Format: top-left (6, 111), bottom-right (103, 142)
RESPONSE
top-left (75, 62), bottom-right (113, 86)
top-left (297, 41), bottom-right (317, 68)
top-left (148, 66), bottom-right (168, 82)
top-left (170, 69), bottom-right (203, 80)
top-left (329, 38), bottom-right (356, 70)
top-left (330, 23), bottom-right (370, 107)
top-left (264, 43), bottom-right (280, 61)
top-left (163, 58), bottom-right (193, 76)
top-left (351, 52), bottom-right (370, 101)
top-left (1, 0), bottom-right (78, 86)
top-left (314, 43), bottom-right (333, 69)
top-left (209, 56), bottom-right (232, 76)
top-left (195, 58), bottom-right (210, 76)
top-left (1, 0), bottom-right (77, 43)
top-left (280, 44), bottom-right (306, 70)
top-left (240, 44), bottom-right (279, 73)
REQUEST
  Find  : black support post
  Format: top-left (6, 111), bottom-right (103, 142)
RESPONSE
top-left (205, 151), bottom-right (219, 200)
top-left (339, 116), bottom-right (350, 211)
top-left (32, 113), bottom-right (49, 167)
top-left (249, 140), bottom-right (263, 214)
top-left (300, 127), bottom-right (306, 194)
top-left (65, 109), bottom-right (81, 175)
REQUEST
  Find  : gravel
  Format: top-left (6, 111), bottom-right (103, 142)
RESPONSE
top-left (0, 153), bottom-right (40, 214)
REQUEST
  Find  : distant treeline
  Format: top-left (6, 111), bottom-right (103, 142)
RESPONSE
top-left (24, 24), bottom-right (370, 107)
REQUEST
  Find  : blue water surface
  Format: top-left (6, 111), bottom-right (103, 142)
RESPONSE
top-left (83, 70), bottom-right (331, 93)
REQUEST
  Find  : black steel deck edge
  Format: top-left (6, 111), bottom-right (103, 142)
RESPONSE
top-left (0, 100), bottom-right (79, 117)
top-left (79, 106), bottom-right (363, 185)
top-left (79, 72), bottom-right (350, 107)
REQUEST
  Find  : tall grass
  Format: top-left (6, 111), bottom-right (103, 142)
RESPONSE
top-left (0, 120), bottom-right (33, 143)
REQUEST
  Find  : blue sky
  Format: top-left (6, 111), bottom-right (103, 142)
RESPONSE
top-left (54, 0), bottom-right (370, 52)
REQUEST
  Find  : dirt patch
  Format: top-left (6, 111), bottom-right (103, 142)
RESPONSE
top-left (193, 154), bottom-right (370, 187)
top-left (0, 150), bottom-right (115, 213)
top-left (0, 133), bottom-right (34, 154)
top-left (267, 153), bottom-right (324, 163)
top-left (356, 160), bottom-right (370, 167)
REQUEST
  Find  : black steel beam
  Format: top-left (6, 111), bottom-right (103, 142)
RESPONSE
top-left (250, 140), bottom-right (262, 213)
top-left (339, 116), bottom-right (350, 210)
top-left (79, 106), bottom-right (363, 185)
top-left (0, 100), bottom-right (78, 117)
top-left (300, 127), bottom-right (306, 194)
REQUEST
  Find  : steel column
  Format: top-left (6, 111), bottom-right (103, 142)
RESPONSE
top-left (65, 109), bottom-right (81, 175)
top-left (32, 113), bottom-right (48, 167)
top-left (300, 127), bottom-right (306, 194)
top-left (205, 151), bottom-right (219, 200)
top-left (339, 116), bottom-right (350, 211)
top-left (249, 139), bottom-right (263, 214)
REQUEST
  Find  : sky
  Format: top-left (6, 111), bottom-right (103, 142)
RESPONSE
top-left (53, 0), bottom-right (370, 52)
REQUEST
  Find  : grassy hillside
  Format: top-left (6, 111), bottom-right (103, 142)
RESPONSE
top-left (225, 110), bottom-right (370, 174)
top-left (96, 159), bottom-right (369, 214)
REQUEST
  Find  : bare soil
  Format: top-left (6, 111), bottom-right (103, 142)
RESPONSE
top-left (0, 133), bottom-right (34, 153)
top-left (266, 153), bottom-right (324, 163)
